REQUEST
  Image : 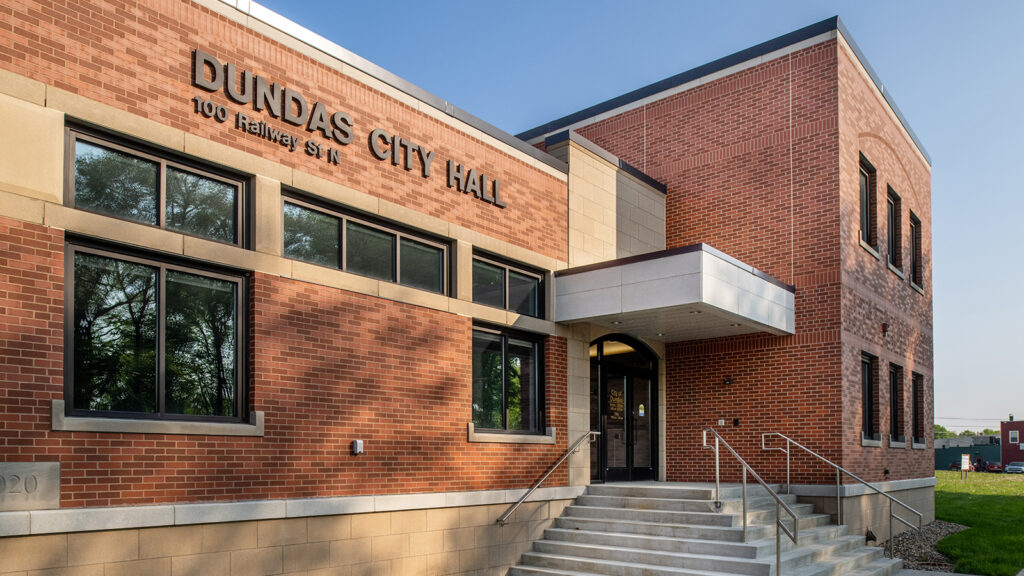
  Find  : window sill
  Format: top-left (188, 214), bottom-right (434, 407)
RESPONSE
top-left (889, 437), bottom-right (907, 449)
top-left (859, 240), bottom-right (880, 260)
top-left (887, 262), bottom-right (905, 279)
top-left (912, 441), bottom-right (927, 450)
top-left (51, 400), bottom-right (264, 436)
top-left (910, 281), bottom-right (925, 295)
top-left (467, 423), bottom-right (556, 444)
top-left (861, 434), bottom-right (882, 447)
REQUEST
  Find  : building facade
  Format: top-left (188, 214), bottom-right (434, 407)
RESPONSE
top-left (0, 1), bottom-right (932, 575)
top-left (1001, 420), bottom-right (1024, 466)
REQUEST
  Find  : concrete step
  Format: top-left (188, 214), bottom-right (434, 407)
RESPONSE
top-left (553, 515), bottom-right (748, 542)
top-left (508, 566), bottom-right (604, 576)
top-left (575, 493), bottom-right (800, 513)
top-left (564, 504), bottom-right (738, 526)
top-left (520, 551), bottom-right (740, 576)
top-left (787, 547), bottom-right (897, 576)
top-left (585, 483), bottom-right (781, 501)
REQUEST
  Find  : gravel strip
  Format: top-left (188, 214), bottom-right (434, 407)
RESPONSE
top-left (886, 520), bottom-right (967, 572)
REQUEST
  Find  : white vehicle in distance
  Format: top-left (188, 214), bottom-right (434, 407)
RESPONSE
top-left (1004, 462), bottom-right (1024, 474)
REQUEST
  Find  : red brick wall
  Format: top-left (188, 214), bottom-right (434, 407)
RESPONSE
top-left (576, 37), bottom-right (932, 483)
top-left (578, 41), bottom-right (846, 484)
top-left (1000, 422), bottom-right (1024, 466)
top-left (0, 0), bottom-right (567, 262)
top-left (837, 37), bottom-right (933, 482)
top-left (0, 217), bottom-right (568, 507)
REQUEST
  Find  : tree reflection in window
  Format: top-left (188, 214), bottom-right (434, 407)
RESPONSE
top-left (74, 140), bottom-right (159, 226)
top-left (472, 330), bottom-right (539, 432)
top-left (73, 252), bottom-right (158, 412)
top-left (166, 167), bottom-right (237, 243)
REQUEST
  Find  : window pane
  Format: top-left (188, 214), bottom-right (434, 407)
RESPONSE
top-left (346, 221), bottom-right (395, 281)
top-left (472, 260), bottom-right (504, 308)
top-left (166, 167), bottom-right (238, 243)
top-left (399, 237), bottom-right (443, 293)
top-left (509, 271), bottom-right (539, 317)
top-left (507, 337), bottom-right (538, 432)
top-left (74, 140), bottom-right (158, 225)
top-left (165, 270), bottom-right (237, 417)
top-left (73, 252), bottom-right (158, 412)
top-left (472, 331), bottom-right (504, 429)
top-left (859, 170), bottom-right (869, 243)
top-left (284, 203), bottom-right (340, 268)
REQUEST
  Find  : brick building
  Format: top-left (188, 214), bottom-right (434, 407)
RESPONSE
top-left (0, 1), bottom-right (932, 574)
top-left (1001, 419), bottom-right (1024, 466)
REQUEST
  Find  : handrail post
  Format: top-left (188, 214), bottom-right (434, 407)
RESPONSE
top-left (786, 438), bottom-right (791, 495)
top-left (714, 436), bottom-right (721, 508)
top-left (888, 499), bottom-right (893, 558)
top-left (836, 468), bottom-right (841, 525)
top-left (775, 501), bottom-right (781, 576)
top-left (741, 466), bottom-right (747, 543)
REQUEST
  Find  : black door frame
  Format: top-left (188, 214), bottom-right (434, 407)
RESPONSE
top-left (590, 334), bottom-right (658, 483)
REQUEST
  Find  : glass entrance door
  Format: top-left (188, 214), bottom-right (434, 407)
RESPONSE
top-left (590, 338), bottom-right (656, 482)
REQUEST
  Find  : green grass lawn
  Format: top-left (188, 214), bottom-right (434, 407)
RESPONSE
top-left (934, 470), bottom-right (1024, 575)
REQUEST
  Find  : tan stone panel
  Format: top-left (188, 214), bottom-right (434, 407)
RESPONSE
top-left (425, 551), bottom-right (458, 576)
top-left (0, 188), bottom-right (45, 224)
top-left (387, 510), bottom-right (426, 535)
top-left (0, 534), bottom-right (67, 572)
top-left (45, 205), bottom-right (185, 255)
top-left (230, 548), bottom-right (282, 576)
top-left (457, 547), bottom-right (488, 572)
top-left (370, 534), bottom-right (408, 562)
top-left (290, 260), bottom-right (379, 296)
top-left (350, 513), bottom-right (390, 539)
top-left (329, 537), bottom-right (371, 566)
top-left (447, 299), bottom-right (504, 324)
top-left (377, 282), bottom-right (449, 313)
top-left (26, 566), bottom-right (103, 576)
top-left (258, 518), bottom-right (307, 548)
top-left (139, 526), bottom-right (203, 559)
top-left (0, 93), bottom-right (63, 204)
top-left (46, 87), bottom-right (184, 152)
top-left (498, 521), bottom-right (528, 545)
top-left (103, 558), bottom-right (171, 576)
top-left (425, 508), bottom-right (459, 532)
top-left (458, 506), bottom-right (493, 528)
top-left (407, 531), bottom-right (442, 557)
top-left (290, 170), bottom-right (378, 215)
top-left (307, 516), bottom-right (351, 543)
top-left (509, 501), bottom-right (547, 524)
top-left (350, 561), bottom-right (390, 576)
top-left (202, 522), bottom-right (257, 552)
top-left (307, 566), bottom-right (352, 576)
top-left (454, 240), bottom-right (473, 302)
top-left (254, 176), bottom-right (284, 256)
top-left (183, 133), bottom-right (292, 184)
top-left (0, 68), bottom-right (46, 105)
top-left (283, 542), bottom-right (330, 572)
top-left (171, 552), bottom-right (230, 576)
top-left (389, 555), bottom-right (426, 576)
top-left (183, 236), bottom-right (292, 276)
top-left (474, 525), bottom-right (502, 548)
top-left (442, 527), bottom-right (476, 552)
top-left (67, 530), bottom-right (138, 566)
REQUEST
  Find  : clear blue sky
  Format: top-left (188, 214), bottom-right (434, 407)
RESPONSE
top-left (254, 0), bottom-right (1024, 432)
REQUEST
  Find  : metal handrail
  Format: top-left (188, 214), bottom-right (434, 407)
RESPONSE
top-left (703, 429), bottom-right (798, 576)
top-left (496, 431), bottom-right (600, 526)
top-left (761, 431), bottom-right (923, 557)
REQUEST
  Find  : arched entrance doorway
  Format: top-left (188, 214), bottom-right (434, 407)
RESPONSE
top-left (590, 335), bottom-right (658, 482)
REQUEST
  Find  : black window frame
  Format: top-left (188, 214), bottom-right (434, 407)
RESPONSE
top-left (471, 252), bottom-right (545, 319)
top-left (859, 154), bottom-right (877, 249)
top-left (889, 363), bottom-right (904, 443)
top-left (911, 372), bottom-right (924, 444)
top-left (281, 193), bottom-right (450, 295)
top-left (471, 325), bottom-right (545, 434)
top-left (909, 212), bottom-right (923, 288)
top-left (66, 127), bottom-right (249, 248)
top-left (64, 239), bottom-right (249, 423)
top-left (861, 353), bottom-right (879, 441)
top-left (886, 187), bottom-right (902, 271)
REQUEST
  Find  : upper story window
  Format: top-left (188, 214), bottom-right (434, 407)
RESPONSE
top-left (1011, 430), bottom-right (1020, 444)
top-left (68, 243), bottom-right (245, 421)
top-left (861, 353), bottom-right (879, 441)
top-left (472, 254), bottom-right (543, 318)
top-left (911, 372), bottom-right (924, 444)
top-left (472, 326), bottom-right (542, 433)
top-left (889, 363), bottom-right (904, 442)
top-left (283, 196), bottom-right (448, 294)
top-left (887, 187), bottom-right (902, 270)
top-left (909, 212), bottom-right (923, 288)
top-left (69, 130), bottom-right (245, 246)
top-left (859, 155), bottom-right (877, 249)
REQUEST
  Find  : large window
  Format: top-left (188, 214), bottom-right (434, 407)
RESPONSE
top-left (911, 372), bottom-right (924, 444)
top-left (69, 131), bottom-right (244, 245)
top-left (472, 328), bottom-right (541, 433)
top-left (889, 363), bottom-right (904, 442)
top-left (472, 255), bottom-right (543, 318)
top-left (862, 353), bottom-right (879, 441)
top-left (859, 155), bottom-right (877, 249)
top-left (67, 244), bottom-right (244, 420)
top-left (909, 212), bottom-right (923, 288)
top-left (887, 187), bottom-right (902, 270)
top-left (283, 197), bottom-right (448, 294)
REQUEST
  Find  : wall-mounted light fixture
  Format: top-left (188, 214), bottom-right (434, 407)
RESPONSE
top-left (723, 376), bottom-right (733, 386)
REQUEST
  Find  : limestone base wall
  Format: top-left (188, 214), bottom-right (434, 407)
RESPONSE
top-left (0, 499), bottom-right (573, 576)
top-left (797, 484), bottom-right (935, 543)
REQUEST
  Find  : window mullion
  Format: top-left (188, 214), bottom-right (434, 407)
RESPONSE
top-left (157, 266), bottom-right (167, 417)
top-left (501, 334), bottom-right (508, 430)
top-left (159, 160), bottom-right (167, 229)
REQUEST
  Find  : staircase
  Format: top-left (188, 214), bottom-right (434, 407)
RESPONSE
top-left (509, 482), bottom-right (902, 576)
